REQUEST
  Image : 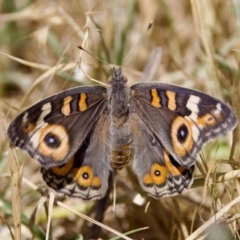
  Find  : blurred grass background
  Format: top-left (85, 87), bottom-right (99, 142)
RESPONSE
top-left (0, 0), bottom-right (240, 239)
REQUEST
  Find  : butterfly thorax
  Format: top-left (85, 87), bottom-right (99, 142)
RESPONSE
top-left (108, 68), bottom-right (130, 119)
top-left (107, 68), bottom-right (133, 169)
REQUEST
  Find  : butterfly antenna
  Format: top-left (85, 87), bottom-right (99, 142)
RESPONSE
top-left (121, 21), bottom-right (153, 67)
top-left (77, 45), bottom-right (112, 70)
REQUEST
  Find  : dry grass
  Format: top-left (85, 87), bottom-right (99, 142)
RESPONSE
top-left (0, 0), bottom-right (240, 239)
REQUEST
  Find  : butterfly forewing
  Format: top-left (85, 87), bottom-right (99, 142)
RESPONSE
top-left (131, 82), bottom-right (238, 168)
top-left (7, 86), bottom-right (108, 168)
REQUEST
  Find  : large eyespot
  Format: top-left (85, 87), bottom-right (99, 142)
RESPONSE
top-left (171, 116), bottom-right (193, 157)
top-left (37, 124), bottom-right (70, 161)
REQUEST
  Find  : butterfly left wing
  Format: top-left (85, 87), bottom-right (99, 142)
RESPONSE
top-left (7, 86), bottom-right (107, 168)
top-left (131, 82), bottom-right (238, 169)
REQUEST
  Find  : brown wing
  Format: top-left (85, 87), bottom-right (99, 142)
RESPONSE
top-left (8, 86), bottom-right (108, 168)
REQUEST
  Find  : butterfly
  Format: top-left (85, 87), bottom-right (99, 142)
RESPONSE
top-left (7, 67), bottom-right (238, 200)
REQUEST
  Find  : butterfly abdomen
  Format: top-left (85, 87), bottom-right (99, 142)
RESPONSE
top-left (111, 144), bottom-right (133, 169)
top-left (108, 119), bottom-right (134, 169)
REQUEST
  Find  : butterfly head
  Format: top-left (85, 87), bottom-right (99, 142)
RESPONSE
top-left (108, 67), bottom-right (128, 86)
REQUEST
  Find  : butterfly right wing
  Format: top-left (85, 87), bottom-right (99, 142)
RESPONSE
top-left (129, 82), bottom-right (237, 198)
top-left (7, 86), bottom-right (108, 168)
top-left (41, 113), bottom-right (113, 200)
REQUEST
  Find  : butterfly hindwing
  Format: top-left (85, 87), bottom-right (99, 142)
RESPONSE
top-left (7, 86), bottom-right (107, 168)
top-left (41, 114), bottom-right (113, 200)
top-left (130, 113), bottom-right (194, 198)
top-left (131, 82), bottom-right (238, 169)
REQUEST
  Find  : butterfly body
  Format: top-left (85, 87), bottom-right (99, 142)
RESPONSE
top-left (8, 67), bottom-right (238, 200)
top-left (107, 69), bottom-right (133, 169)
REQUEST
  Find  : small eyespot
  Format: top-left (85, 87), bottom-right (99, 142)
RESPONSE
top-left (177, 124), bottom-right (188, 143)
top-left (43, 133), bottom-right (61, 148)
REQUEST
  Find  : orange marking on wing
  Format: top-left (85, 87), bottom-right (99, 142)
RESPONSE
top-left (197, 113), bottom-right (216, 127)
top-left (91, 176), bottom-right (101, 188)
top-left (23, 122), bottom-right (35, 133)
top-left (61, 96), bottom-right (72, 116)
top-left (79, 93), bottom-right (88, 111)
top-left (143, 174), bottom-right (153, 185)
top-left (164, 151), bottom-right (181, 176)
top-left (166, 91), bottom-right (177, 111)
top-left (51, 158), bottom-right (74, 176)
top-left (177, 165), bottom-right (185, 174)
top-left (151, 89), bottom-right (161, 108)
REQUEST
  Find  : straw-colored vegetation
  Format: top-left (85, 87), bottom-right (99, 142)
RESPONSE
top-left (0, 0), bottom-right (240, 239)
